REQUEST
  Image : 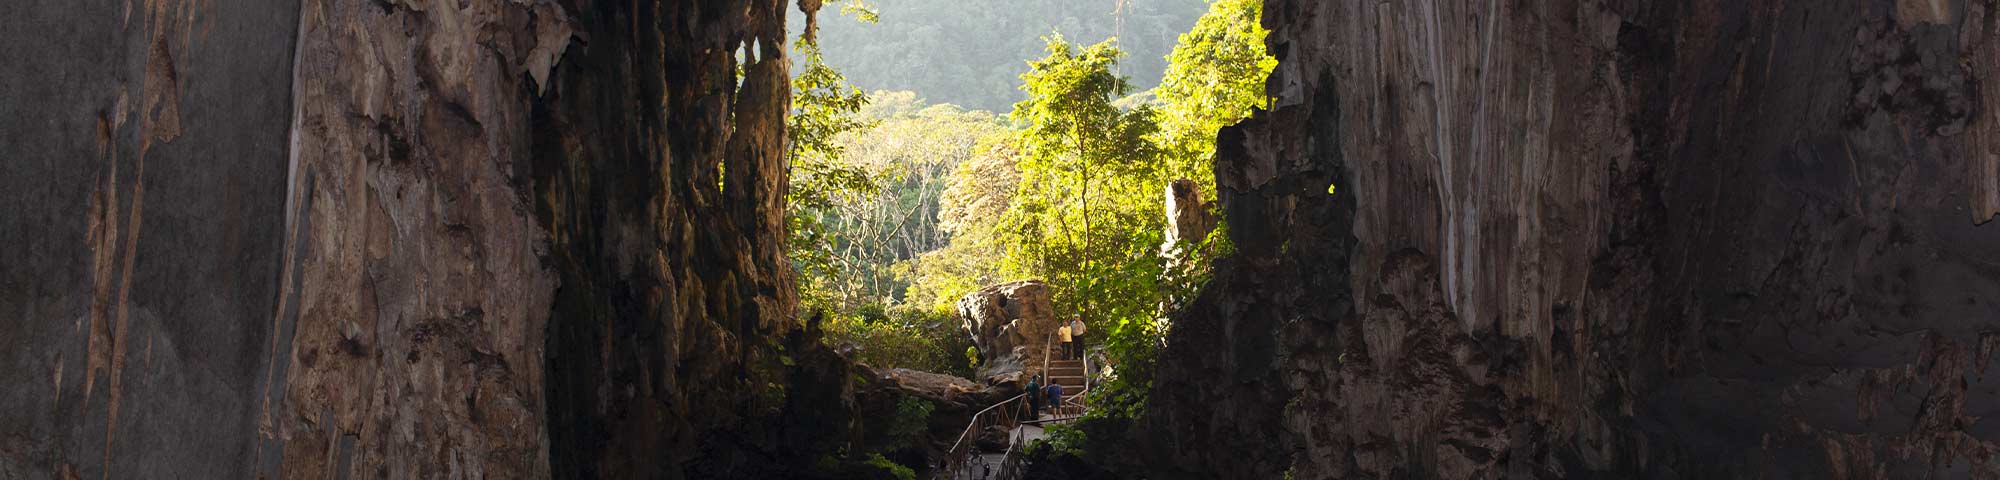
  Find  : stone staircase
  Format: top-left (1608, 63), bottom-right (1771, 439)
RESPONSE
top-left (1043, 358), bottom-right (1086, 414)
top-left (1046, 359), bottom-right (1086, 392)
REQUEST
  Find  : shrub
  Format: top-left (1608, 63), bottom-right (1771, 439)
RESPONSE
top-left (820, 305), bottom-right (976, 378)
top-left (887, 397), bottom-right (935, 442)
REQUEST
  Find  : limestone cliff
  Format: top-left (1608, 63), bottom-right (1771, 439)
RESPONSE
top-left (273, 0), bottom-right (569, 476)
top-left (530, 0), bottom-right (849, 477)
top-left (0, 1), bottom-right (301, 477)
top-left (0, 0), bottom-right (880, 478)
top-left (1150, 0), bottom-right (2000, 478)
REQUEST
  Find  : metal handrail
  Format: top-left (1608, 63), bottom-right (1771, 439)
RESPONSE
top-left (993, 423), bottom-right (1028, 480)
top-left (1082, 347), bottom-right (1091, 393)
top-left (1041, 330), bottom-right (1055, 382)
top-left (947, 328), bottom-right (1090, 479)
top-left (941, 392), bottom-right (1027, 480)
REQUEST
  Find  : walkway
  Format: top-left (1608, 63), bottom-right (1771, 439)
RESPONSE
top-left (954, 424), bottom-right (1046, 480)
top-left (947, 356), bottom-right (1089, 480)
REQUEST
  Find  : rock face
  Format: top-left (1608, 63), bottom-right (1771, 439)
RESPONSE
top-left (531, 0), bottom-right (836, 478)
top-left (1161, 178), bottom-right (1216, 257)
top-left (958, 280), bottom-right (1061, 384)
top-left (0, 0), bottom-right (877, 479)
top-left (1149, 0), bottom-right (2000, 478)
top-left (273, 0), bottom-right (570, 477)
top-left (0, 1), bottom-right (300, 478)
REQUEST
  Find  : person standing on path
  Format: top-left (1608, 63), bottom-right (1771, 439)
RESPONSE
top-left (1058, 322), bottom-right (1073, 359)
top-left (1069, 316), bottom-right (1087, 360)
top-left (1025, 374), bottom-right (1043, 418)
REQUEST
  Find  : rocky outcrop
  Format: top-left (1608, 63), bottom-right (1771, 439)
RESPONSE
top-left (1161, 178), bottom-right (1216, 258)
top-left (1149, 0), bottom-right (2000, 478)
top-left (859, 368), bottom-right (1015, 457)
top-left (958, 280), bottom-right (1061, 384)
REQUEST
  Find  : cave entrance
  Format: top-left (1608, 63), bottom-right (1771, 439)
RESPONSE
top-left (778, 0), bottom-right (1271, 381)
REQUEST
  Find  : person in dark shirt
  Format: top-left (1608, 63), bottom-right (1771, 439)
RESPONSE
top-left (1046, 382), bottom-right (1064, 416)
top-left (1025, 375), bottom-right (1042, 418)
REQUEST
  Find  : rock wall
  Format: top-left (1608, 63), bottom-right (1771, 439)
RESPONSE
top-left (1161, 178), bottom-right (1216, 259)
top-left (1151, 0), bottom-right (2000, 478)
top-left (532, 0), bottom-right (853, 478)
top-left (0, 0), bottom-right (876, 479)
top-left (0, 1), bottom-right (300, 478)
top-left (270, 0), bottom-right (570, 477)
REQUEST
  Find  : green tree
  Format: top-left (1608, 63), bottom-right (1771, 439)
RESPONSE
top-left (787, 39), bottom-right (880, 314)
top-left (899, 140), bottom-right (1022, 313)
top-left (798, 93), bottom-right (1011, 314)
top-left (1001, 35), bottom-right (1164, 329)
top-left (1154, 0), bottom-right (1276, 192)
top-left (1007, 4), bottom-right (1272, 473)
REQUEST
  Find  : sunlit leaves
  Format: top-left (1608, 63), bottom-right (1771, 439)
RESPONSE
top-left (1154, 0), bottom-right (1275, 191)
top-left (788, 40), bottom-right (879, 311)
top-left (999, 35), bottom-right (1164, 335)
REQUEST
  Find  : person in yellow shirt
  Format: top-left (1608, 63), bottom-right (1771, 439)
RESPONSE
top-left (1058, 323), bottom-right (1073, 359)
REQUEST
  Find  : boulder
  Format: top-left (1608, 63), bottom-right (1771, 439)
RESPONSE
top-left (878, 367), bottom-right (990, 401)
top-left (853, 365), bottom-right (1015, 462)
top-left (956, 280), bottom-right (1061, 385)
top-left (975, 425), bottom-right (1013, 452)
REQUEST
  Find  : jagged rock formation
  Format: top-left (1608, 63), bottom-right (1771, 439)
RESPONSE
top-left (1161, 179), bottom-right (1216, 257)
top-left (530, 0), bottom-right (840, 477)
top-left (959, 280), bottom-right (1061, 384)
top-left (273, 0), bottom-right (571, 477)
top-left (1149, 0), bottom-right (2000, 478)
top-left (0, 0), bottom-right (889, 478)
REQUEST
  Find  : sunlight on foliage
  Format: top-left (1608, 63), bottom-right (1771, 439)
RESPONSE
top-left (788, 40), bottom-right (880, 315)
top-left (820, 307), bottom-right (974, 377)
top-left (1155, 0), bottom-right (1277, 194)
top-left (786, 9), bottom-right (1274, 472)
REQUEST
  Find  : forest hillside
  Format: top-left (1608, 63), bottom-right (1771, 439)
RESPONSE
top-left (789, 0), bottom-right (1209, 110)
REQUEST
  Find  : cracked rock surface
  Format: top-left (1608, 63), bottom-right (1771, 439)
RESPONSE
top-left (1148, 1), bottom-right (2000, 478)
top-left (1, 0), bottom-right (867, 478)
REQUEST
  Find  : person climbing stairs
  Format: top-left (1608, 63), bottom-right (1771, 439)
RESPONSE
top-left (1043, 358), bottom-right (1086, 417)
